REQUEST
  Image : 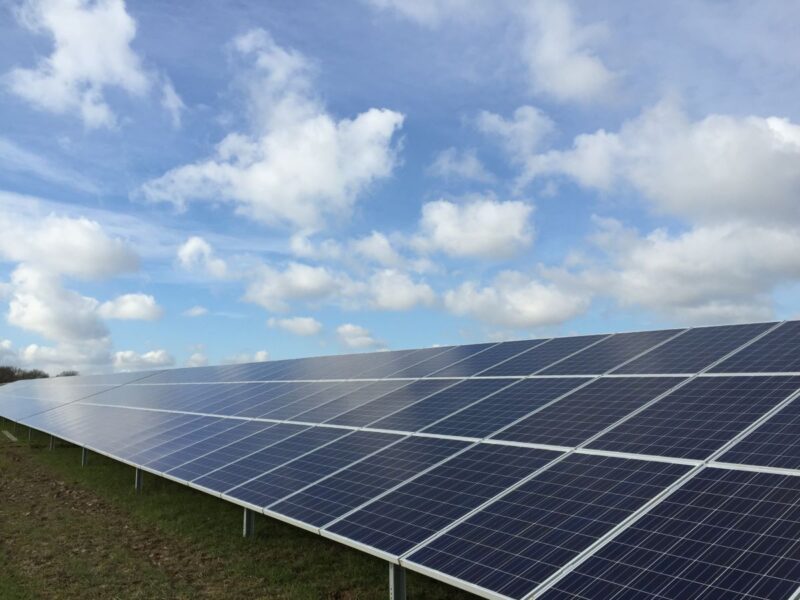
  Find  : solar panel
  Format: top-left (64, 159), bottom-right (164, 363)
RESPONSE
top-left (271, 436), bottom-right (469, 527)
top-left (711, 320), bottom-right (800, 374)
top-left (479, 334), bottom-right (607, 377)
top-left (492, 377), bottom-right (684, 447)
top-left (541, 329), bottom-right (684, 375)
top-left (587, 375), bottom-right (800, 460)
top-left (612, 322), bottom-right (774, 375)
top-left (325, 443), bottom-right (561, 557)
top-left (429, 339), bottom-right (548, 377)
top-left (387, 343), bottom-right (495, 378)
top-left (225, 431), bottom-right (402, 508)
top-left (257, 381), bottom-right (374, 420)
top-left (290, 380), bottom-right (410, 423)
top-left (367, 378), bottom-right (515, 433)
top-left (423, 377), bottom-right (588, 439)
top-left (406, 454), bottom-right (691, 600)
top-left (326, 379), bottom-right (458, 427)
top-left (541, 467), bottom-right (800, 600)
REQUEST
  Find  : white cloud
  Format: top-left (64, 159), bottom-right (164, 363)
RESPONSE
top-left (524, 101), bottom-right (800, 225)
top-left (364, 0), bottom-right (483, 27)
top-left (160, 77), bottom-right (185, 128)
top-left (0, 212), bottom-right (138, 279)
top-left (7, 0), bottom-right (151, 128)
top-left (519, 0), bottom-right (616, 102)
top-left (414, 197), bottom-right (534, 259)
top-left (177, 236), bottom-right (228, 279)
top-left (0, 137), bottom-right (99, 193)
top-left (98, 293), bottom-right (163, 320)
top-left (244, 262), bottom-right (338, 312)
top-left (222, 350), bottom-right (270, 364)
top-left (368, 269), bottom-right (435, 311)
top-left (113, 349), bottom-right (175, 371)
top-left (140, 29), bottom-right (404, 231)
top-left (0, 339), bottom-right (18, 366)
top-left (428, 147), bottom-right (494, 183)
top-left (186, 352), bottom-right (208, 368)
top-left (444, 270), bottom-right (589, 328)
top-left (477, 105), bottom-right (554, 159)
top-left (182, 305), bottom-right (208, 318)
top-left (351, 232), bottom-right (403, 267)
top-left (19, 339), bottom-right (112, 374)
top-left (337, 323), bottom-right (383, 349)
top-left (267, 316), bottom-right (323, 336)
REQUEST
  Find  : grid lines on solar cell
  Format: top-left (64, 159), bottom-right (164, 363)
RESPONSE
top-left (423, 377), bottom-right (588, 439)
top-left (192, 426), bottom-right (348, 493)
top-left (588, 376), bottom-right (800, 461)
top-left (408, 454), bottom-right (691, 600)
top-left (225, 431), bottom-right (402, 508)
top-left (430, 339), bottom-right (547, 377)
top-left (492, 376), bottom-right (685, 447)
top-left (289, 380), bottom-right (410, 424)
top-left (354, 346), bottom-right (453, 379)
top-left (541, 467), bottom-right (800, 600)
top-left (368, 378), bottom-right (515, 433)
top-left (326, 379), bottom-right (457, 428)
top-left (165, 423), bottom-right (306, 482)
top-left (126, 417), bottom-right (242, 466)
top-left (541, 329), bottom-right (683, 375)
top-left (711, 320), bottom-right (800, 374)
top-left (479, 335), bottom-right (606, 377)
top-left (325, 443), bottom-right (561, 556)
top-left (388, 343), bottom-right (495, 378)
top-left (720, 394), bottom-right (800, 470)
top-left (257, 381), bottom-right (374, 420)
top-left (271, 436), bottom-right (469, 527)
top-left (613, 322), bottom-right (774, 375)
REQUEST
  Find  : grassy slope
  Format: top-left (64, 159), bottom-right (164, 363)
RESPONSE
top-left (0, 421), bottom-right (476, 600)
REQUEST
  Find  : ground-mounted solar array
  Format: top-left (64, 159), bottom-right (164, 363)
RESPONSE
top-left (5, 319), bottom-right (800, 599)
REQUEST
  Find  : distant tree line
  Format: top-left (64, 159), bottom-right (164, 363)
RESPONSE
top-left (0, 366), bottom-right (79, 385)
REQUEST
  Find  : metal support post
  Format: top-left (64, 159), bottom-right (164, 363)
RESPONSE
top-left (81, 447), bottom-right (88, 467)
top-left (134, 468), bottom-right (143, 492)
top-left (28, 427), bottom-right (32, 443)
top-left (49, 435), bottom-right (55, 450)
top-left (243, 508), bottom-right (255, 538)
top-left (389, 563), bottom-right (407, 600)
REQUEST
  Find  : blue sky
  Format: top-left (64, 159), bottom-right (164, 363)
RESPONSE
top-left (1, 0), bottom-right (800, 374)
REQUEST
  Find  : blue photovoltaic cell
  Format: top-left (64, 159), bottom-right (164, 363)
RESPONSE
top-left (423, 377), bottom-right (588, 439)
top-left (192, 426), bottom-right (348, 493)
top-left (479, 334), bottom-right (607, 377)
top-left (113, 415), bottom-right (221, 461)
top-left (271, 436), bottom-right (468, 527)
top-left (327, 379), bottom-right (457, 428)
top-left (166, 423), bottom-right (307, 482)
top-left (541, 329), bottom-right (684, 376)
top-left (588, 376), bottom-right (800, 460)
top-left (613, 322), bottom-right (774, 375)
top-left (387, 343), bottom-right (495, 379)
top-left (355, 346), bottom-right (455, 379)
top-left (711, 320), bottom-right (800, 374)
top-left (368, 378), bottom-right (514, 433)
top-left (542, 468), bottom-right (800, 600)
top-left (429, 339), bottom-right (547, 377)
top-left (326, 443), bottom-right (561, 557)
top-left (257, 381), bottom-right (374, 420)
top-left (225, 431), bottom-right (401, 507)
top-left (125, 417), bottom-right (241, 466)
top-left (408, 454), bottom-right (690, 600)
top-left (493, 377), bottom-right (684, 447)
top-left (290, 380), bottom-right (410, 424)
top-left (720, 395), bottom-right (800, 470)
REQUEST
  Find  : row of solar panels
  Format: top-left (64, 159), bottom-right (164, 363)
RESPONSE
top-left (13, 321), bottom-right (800, 392)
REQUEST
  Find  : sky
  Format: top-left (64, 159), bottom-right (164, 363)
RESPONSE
top-left (1, 0), bottom-right (800, 374)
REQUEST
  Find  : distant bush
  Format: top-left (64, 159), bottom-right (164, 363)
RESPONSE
top-left (0, 366), bottom-right (50, 385)
top-left (55, 370), bottom-right (79, 377)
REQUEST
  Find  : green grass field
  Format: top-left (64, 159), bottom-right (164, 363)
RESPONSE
top-left (0, 419), bottom-right (476, 599)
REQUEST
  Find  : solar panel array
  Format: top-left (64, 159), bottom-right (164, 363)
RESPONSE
top-left (4, 320), bottom-right (800, 600)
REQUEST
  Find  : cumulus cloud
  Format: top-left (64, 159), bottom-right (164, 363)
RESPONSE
top-left (186, 352), bottom-right (208, 367)
top-left (368, 269), bottom-right (436, 311)
top-left (477, 105), bottom-right (554, 159)
top-left (523, 101), bottom-right (800, 225)
top-left (98, 293), bottom-right (163, 320)
top-left (428, 147), bottom-right (494, 183)
top-left (177, 236), bottom-right (228, 279)
top-left (0, 339), bottom-right (19, 366)
top-left (444, 270), bottom-right (589, 328)
top-left (113, 349), bottom-right (174, 371)
top-left (222, 350), bottom-right (270, 364)
top-left (19, 339), bottom-right (112, 374)
top-left (244, 261), bottom-right (339, 312)
top-left (414, 197), bottom-right (534, 259)
top-left (519, 0), bottom-right (616, 102)
top-left (267, 315), bottom-right (323, 336)
top-left (6, 0), bottom-right (151, 128)
top-left (140, 29), bottom-right (404, 231)
top-left (337, 323), bottom-right (383, 349)
top-left (182, 305), bottom-right (208, 318)
top-left (351, 232), bottom-right (404, 267)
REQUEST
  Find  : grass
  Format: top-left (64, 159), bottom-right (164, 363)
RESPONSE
top-left (0, 419), bottom-right (476, 600)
